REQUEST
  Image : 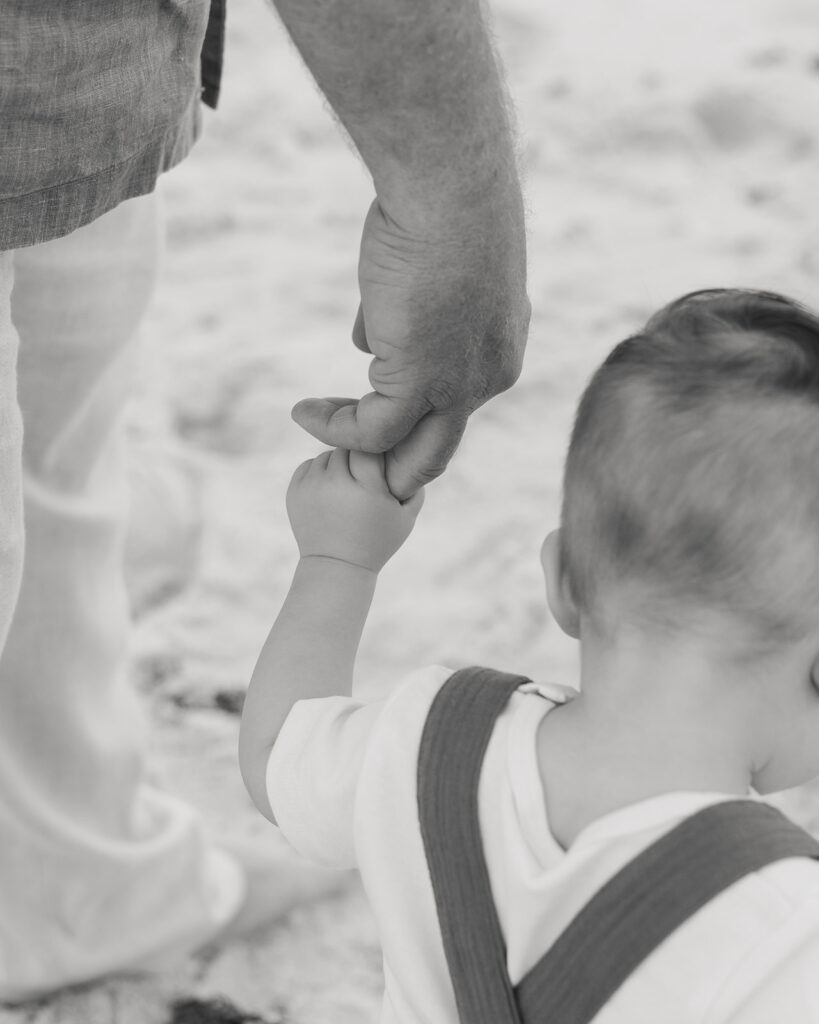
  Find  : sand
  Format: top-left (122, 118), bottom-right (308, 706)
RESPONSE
top-left (6, 0), bottom-right (819, 1019)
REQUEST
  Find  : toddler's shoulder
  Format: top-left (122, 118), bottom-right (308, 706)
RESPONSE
top-left (755, 849), bottom-right (819, 907)
top-left (385, 663), bottom-right (455, 705)
top-left (382, 668), bottom-right (576, 731)
top-left (360, 663), bottom-right (455, 752)
top-left (517, 679), bottom-right (578, 705)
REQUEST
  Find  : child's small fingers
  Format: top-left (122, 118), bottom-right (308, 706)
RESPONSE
top-left (328, 446), bottom-right (351, 477)
top-left (309, 449), bottom-right (333, 473)
top-left (292, 458), bottom-right (313, 481)
top-left (348, 450), bottom-right (390, 493)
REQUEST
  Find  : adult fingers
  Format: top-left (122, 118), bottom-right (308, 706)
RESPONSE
top-left (292, 391), bottom-right (424, 454)
top-left (401, 487), bottom-right (426, 516)
top-left (384, 410), bottom-right (468, 501)
top-left (348, 450), bottom-right (390, 493)
top-left (351, 305), bottom-right (371, 353)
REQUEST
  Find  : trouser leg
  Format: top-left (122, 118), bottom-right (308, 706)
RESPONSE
top-left (0, 250), bottom-right (26, 735)
top-left (0, 253), bottom-right (35, 994)
top-left (0, 194), bottom-right (242, 1001)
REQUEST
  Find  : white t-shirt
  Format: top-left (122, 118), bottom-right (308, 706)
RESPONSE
top-left (266, 666), bottom-right (819, 1023)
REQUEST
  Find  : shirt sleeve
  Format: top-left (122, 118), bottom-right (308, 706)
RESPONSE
top-left (265, 665), bottom-right (454, 870)
top-left (265, 695), bottom-right (385, 868)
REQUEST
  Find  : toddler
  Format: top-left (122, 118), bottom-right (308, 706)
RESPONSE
top-left (239, 287), bottom-right (819, 1023)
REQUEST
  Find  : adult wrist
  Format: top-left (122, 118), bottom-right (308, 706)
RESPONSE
top-left (375, 144), bottom-right (524, 237)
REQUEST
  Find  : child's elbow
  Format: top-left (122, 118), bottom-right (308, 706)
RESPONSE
top-left (238, 730), bottom-right (278, 824)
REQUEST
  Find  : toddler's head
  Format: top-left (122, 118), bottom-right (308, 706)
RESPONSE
top-left (558, 288), bottom-right (819, 661)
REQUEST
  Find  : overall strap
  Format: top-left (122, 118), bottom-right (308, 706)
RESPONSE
top-left (417, 666), bottom-right (819, 1024)
top-left (417, 666), bottom-right (530, 1024)
top-left (516, 798), bottom-right (819, 1024)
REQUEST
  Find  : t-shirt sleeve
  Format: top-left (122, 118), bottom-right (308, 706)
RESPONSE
top-left (264, 665), bottom-right (453, 870)
top-left (265, 695), bottom-right (385, 868)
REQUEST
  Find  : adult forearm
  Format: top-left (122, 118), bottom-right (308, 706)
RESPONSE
top-left (270, 0), bottom-right (518, 215)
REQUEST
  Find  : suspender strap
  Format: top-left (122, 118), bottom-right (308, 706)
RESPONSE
top-left (516, 798), bottom-right (819, 1024)
top-left (417, 666), bottom-right (529, 1024)
top-left (418, 666), bottom-right (819, 1024)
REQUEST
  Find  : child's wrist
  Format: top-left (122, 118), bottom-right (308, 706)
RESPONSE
top-left (297, 553), bottom-right (380, 580)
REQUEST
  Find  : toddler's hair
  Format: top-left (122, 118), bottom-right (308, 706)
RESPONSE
top-left (561, 288), bottom-right (819, 652)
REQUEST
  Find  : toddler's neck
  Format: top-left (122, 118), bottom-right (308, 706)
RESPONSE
top-left (536, 634), bottom-right (756, 850)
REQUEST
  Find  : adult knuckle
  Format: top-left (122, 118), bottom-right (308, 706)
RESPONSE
top-left (495, 353), bottom-right (524, 393)
top-left (481, 315), bottom-right (529, 397)
top-left (414, 462), bottom-right (446, 486)
top-left (423, 377), bottom-right (461, 411)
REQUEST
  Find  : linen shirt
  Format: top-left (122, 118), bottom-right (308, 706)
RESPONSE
top-left (267, 666), bottom-right (819, 1023)
top-left (0, 0), bottom-right (222, 250)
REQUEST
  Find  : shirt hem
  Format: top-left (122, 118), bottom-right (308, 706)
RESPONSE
top-left (0, 97), bottom-right (202, 252)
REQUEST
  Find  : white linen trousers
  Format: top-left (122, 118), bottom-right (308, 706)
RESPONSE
top-left (0, 192), bottom-right (241, 1001)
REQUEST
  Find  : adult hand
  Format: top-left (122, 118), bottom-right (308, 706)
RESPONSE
top-left (292, 191), bottom-right (530, 501)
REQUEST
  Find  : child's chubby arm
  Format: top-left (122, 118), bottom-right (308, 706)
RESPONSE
top-left (239, 447), bottom-right (424, 822)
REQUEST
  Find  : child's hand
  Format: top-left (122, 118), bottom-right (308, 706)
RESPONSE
top-left (286, 448), bottom-right (424, 573)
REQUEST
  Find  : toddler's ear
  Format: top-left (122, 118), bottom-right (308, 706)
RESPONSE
top-left (541, 529), bottom-right (580, 639)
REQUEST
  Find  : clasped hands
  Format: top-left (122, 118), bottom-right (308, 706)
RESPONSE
top-left (291, 191), bottom-right (530, 501)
